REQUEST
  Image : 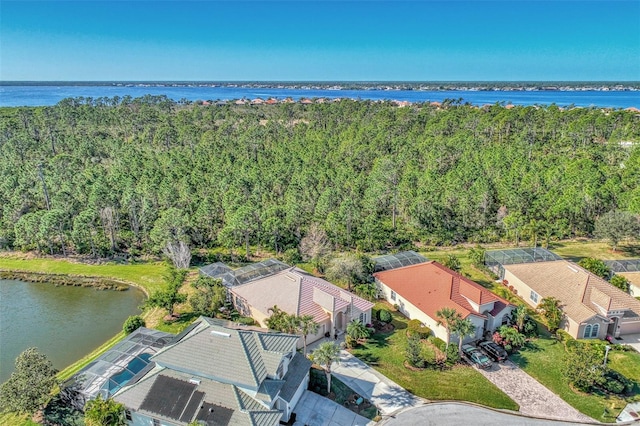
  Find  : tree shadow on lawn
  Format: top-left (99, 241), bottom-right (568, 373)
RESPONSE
top-left (620, 244), bottom-right (640, 257)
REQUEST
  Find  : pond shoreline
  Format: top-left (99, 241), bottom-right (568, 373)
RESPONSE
top-left (0, 270), bottom-right (131, 291)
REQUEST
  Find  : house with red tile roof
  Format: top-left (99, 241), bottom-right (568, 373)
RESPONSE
top-left (230, 268), bottom-right (374, 345)
top-left (374, 261), bottom-right (514, 343)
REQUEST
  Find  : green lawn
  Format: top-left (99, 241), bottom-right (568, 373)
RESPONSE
top-left (511, 337), bottom-right (639, 422)
top-left (0, 254), bottom-right (169, 295)
top-left (0, 412), bottom-right (39, 426)
top-left (349, 304), bottom-right (519, 411)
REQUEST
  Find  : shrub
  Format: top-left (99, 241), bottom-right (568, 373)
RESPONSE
top-left (609, 275), bottom-right (630, 292)
top-left (428, 336), bottom-right (446, 352)
top-left (234, 316), bottom-right (255, 326)
top-left (345, 335), bottom-right (357, 349)
top-left (123, 315), bottom-right (145, 334)
top-left (602, 370), bottom-right (634, 394)
top-left (378, 308), bottom-right (392, 323)
top-left (406, 333), bottom-right (425, 368)
top-left (555, 329), bottom-right (574, 343)
top-left (283, 248), bottom-right (302, 265)
top-left (407, 319), bottom-right (431, 338)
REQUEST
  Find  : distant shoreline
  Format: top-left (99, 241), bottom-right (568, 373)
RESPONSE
top-left (1, 81), bottom-right (639, 92)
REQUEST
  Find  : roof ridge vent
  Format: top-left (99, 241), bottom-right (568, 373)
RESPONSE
top-left (567, 265), bottom-right (579, 273)
top-left (211, 330), bottom-right (231, 338)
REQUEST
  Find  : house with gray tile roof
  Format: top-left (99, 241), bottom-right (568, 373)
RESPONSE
top-left (113, 317), bottom-right (311, 426)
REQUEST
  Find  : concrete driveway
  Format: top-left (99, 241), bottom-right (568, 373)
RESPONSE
top-left (475, 360), bottom-right (594, 423)
top-left (332, 350), bottom-right (425, 416)
top-left (617, 333), bottom-right (640, 352)
top-left (292, 390), bottom-right (372, 426)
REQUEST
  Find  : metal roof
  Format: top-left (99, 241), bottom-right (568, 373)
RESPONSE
top-left (484, 247), bottom-right (563, 280)
top-left (605, 259), bottom-right (640, 273)
top-left (373, 250), bottom-right (428, 272)
top-left (200, 259), bottom-right (290, 287)
top-left (63, 327), bottom-right (174, 409)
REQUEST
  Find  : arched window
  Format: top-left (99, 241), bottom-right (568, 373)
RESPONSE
top-left (583, 324), bottom-right (592, 338)
top-left (591, 324), bottom-right (599, 338)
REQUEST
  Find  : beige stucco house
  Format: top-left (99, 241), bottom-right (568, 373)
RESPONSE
top-left (230, 267), bottom-right (374, 346)
top-left (374, 261), bottom-right (514, 344)
top-left (503, 260), bottom-right (640, 339)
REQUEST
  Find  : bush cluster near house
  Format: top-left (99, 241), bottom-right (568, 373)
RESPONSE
top-left (122, 315), bottom-right (145, 334)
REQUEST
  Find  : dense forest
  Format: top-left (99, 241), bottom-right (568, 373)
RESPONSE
top-left (0, 96), bottom-right (639, 259)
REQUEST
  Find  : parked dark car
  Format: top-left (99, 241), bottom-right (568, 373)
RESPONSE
top-left (461, 344), bottom-right (493, 370)
top-left (479, 341), bottom-right (508, 362)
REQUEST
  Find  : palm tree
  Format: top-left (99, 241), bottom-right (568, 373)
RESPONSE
top-left (511, 305), bottom-right (528, 333)
top-left (297, 315), bottom-right (319, 356)
top-left (312, 342), bottom-right (340, 393)
top-left (451, 318), bottom-right (476, 354)
top-left (436, 307), bottom-right (462, 358)
top-left (346, 320), bottom-right (369, 347)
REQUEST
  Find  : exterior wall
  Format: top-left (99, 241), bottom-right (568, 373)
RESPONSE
top-left (620, 318), bottom-right (640, 334)
top-left (487, 306), bottom-right (514, 331)
top-left (230, 293), bottom-right (271, 328)
top-left (577, 316), bottom-right (609, 339)
top-left (284, 372), bottom-right (309, 421)
top-left (502, 270), bottom-right (539, 309)
top-left (304, 318), bottom-right (332, 346)
top-left (453, 315), bottom-right (485, 343)
top-left (564, 317), bottom-right (581, 339)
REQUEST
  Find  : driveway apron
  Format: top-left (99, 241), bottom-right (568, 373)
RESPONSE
top-left (293, 390), bottom-right (372, 426)
top-left (477, 360), bottom-right (594, 423)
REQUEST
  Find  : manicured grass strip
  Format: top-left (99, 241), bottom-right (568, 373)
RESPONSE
top-left (0, 255), bottom-right (168, 294)
top-left (550, 241), bottom-right (639, 261)
top-left (511, 337), bottom-right (636, 423)
top-left (350, 304), bottom-right (519, 411)
top-left (0, 412), bottom-right (38, 426)
top-left (57, 331), bottom-right (127, 382)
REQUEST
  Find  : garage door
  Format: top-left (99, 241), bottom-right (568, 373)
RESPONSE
top-left (620, 320), bottom-right (640, 335)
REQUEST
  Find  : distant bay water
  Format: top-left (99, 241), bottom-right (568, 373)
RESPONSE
top-left (0, 85), bottom-right (638, 108)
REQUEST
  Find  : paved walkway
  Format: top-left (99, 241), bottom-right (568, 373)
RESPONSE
top-left (476, 360), bottom-right (594, 423)
top-left (380, 402), bottom-right (597, 426)
top-left (293, 390), bottom-right (372, 426)
top-left (331, 350), bottom-right (424, 416)
top-left (307, 335), bottom-right (425, 417)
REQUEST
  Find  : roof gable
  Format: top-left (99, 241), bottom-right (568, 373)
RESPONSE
top-left (505, 261), bottom-right (640, 323)
top-left (152, 318), bottom-right (297, 389)
top-left (230, 268), bottom-right (374, 324)
top-left (374, 261), bottom-right (510, 320)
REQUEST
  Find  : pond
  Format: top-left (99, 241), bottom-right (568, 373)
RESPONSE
top-left (0, 279), bottom-right (146, 383)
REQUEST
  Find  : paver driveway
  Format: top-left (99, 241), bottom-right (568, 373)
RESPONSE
top-left (476, 360), bottom-right (594, 423)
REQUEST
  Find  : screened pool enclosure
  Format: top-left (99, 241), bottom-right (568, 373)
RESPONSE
top-left (199, 258), bottom-right (290, 287)
top-left (373, 251), bottom-right (428, 272)
top-left (485, 248), bottom-right (563, 279)
top-left (62, 327), bottom-right (174, 410)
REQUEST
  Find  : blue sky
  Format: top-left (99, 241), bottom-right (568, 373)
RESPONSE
top-left (2, 1), bottom-right (639, 81)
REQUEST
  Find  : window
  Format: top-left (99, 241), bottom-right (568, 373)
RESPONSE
top-left (125, 410), bottom-right (132, 421)
top-left (390, 290), bottom-right (396, 301)
top-left (591, 324), bottom-right (599, 338)
top-left (583, 324), bottom-right (592, 338)
top-left (529, 290), bottom-right (539, 304)
top-left (359, 312), bottom-right (367, 324)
